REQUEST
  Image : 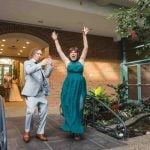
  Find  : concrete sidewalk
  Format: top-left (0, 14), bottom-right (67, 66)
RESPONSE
top-left (4, 100), bottom-right (60, 118)
top-left (106, 134), bottom-right (150, 150)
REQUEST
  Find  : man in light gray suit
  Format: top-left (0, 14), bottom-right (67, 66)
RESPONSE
top-left (22, 48), bottom-right (53, 142)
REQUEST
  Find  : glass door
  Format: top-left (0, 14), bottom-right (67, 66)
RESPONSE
top-left (4, 65), bottom-right (11, 75)
top-left (0, 65), bottom-right (3, 85)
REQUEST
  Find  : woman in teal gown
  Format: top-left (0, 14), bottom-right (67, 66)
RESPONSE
top-left (51, 27), bottom-right (89, 140)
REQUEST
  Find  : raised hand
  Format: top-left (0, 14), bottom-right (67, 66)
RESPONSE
top-left (51, 31), bottom-right (70, 65)
top-left (51, 31), bottom-right (58, 40)
top-left (47, 56), bottom-right (53, 66)
top-left (82, 27), bottom-right (89, 35)
top-left (40, 58), bottom-right (48, 66)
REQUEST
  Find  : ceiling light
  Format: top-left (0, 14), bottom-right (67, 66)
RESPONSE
top-left (20, 50), bottom-right (23, 53)
top-left (23, 46), bottom-right (26, 49)
top-left (0, 52), bottom-right (3, 54)
top-left (26, 41), bottom-right (30, 44)
top-left (0, 48), bottom-right (3, 50)
top-left (2, 39), bottom-right (6, 42)
top-left (1, 44), bottom-right (4, 47)
top-left (17, 53), bottom-right (20, 55)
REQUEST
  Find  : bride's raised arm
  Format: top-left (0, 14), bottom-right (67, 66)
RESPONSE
top-left (79, 27), bottom-right (89, 64)
top-left (51, 31), bottom-right (70, 66)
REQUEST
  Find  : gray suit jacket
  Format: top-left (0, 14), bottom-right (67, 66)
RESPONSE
top-left (21, 59), bottom-right (53, 97)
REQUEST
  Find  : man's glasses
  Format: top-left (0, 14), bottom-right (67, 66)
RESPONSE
top-left (36, 53), bottom-right (42, 55)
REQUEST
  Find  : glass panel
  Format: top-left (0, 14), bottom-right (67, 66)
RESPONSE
top-left (4, 66), bottom-right (10, 74)
top-left (128, 85), bottom-right (138, 100)
top-left (142, 85), bottom-right (150, 99)
top-left (141, 64), bottom-right (150, 84)
top-left (128, 66), bottom-right (137, 84)
top-left (0, 65), bottom-right (2, 85)
top-left (141, 64), bottom-right (150, 99)
top-left (128, 66), bottom-right (138, 100)
top-left (0, 66), bottom-right (2, 74)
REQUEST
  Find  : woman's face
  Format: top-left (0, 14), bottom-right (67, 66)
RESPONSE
top-left (69, 50), bottom-right (78, 61)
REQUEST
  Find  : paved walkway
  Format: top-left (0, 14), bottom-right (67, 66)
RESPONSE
top-left (4, 101), bottom-right (150, 150)
top-left (4, 101), bottom-right (59, 118)
top-left (7, 115), bottom-right (127, 150)
top-left (107, 135), bottom-right (150, 150)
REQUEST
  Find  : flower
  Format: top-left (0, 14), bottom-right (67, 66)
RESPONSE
top-left (94, 87), bottom-right (103, 97)
top-left (131, 31), bottom-right (137, 38)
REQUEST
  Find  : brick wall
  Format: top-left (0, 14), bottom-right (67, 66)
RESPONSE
top-left (49, 58), bottom-right (121, 107)
top-left (0, 21), bottom-right (121, 107)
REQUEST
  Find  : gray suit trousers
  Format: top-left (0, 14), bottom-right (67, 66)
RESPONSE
top-left (25, 95), bottom-right (48, 134)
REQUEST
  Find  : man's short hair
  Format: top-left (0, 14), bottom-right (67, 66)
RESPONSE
top-left (28, 48), bottom-right (42, 59)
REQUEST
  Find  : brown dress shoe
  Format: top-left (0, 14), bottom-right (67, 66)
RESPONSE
top-left (36, 134), bottom-right (48, 141)
top-left (23, 132), bottom-right (30, 143)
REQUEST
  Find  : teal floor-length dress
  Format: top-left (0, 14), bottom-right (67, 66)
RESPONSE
top-left (60, 61), bottom-right (87, 134)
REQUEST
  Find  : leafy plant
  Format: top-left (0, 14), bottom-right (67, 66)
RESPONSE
top-left (109, 0), bottom-right (150, 58)
top-left (84, 83), bottom-right (150, 127)
top-left (107, 82), bottom-right (128, 106)
top-left (111, 0), bottom-right (150, 40)
top-left (89, 86), bottom-right (113, 106)
top-left (84, 86), bottom-right (112, 124)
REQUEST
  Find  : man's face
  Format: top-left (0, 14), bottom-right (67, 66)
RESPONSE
top-left (33, 50), bottom-right (42, 61)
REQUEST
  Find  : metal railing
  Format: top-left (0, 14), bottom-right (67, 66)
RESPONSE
top-left (0, 95), bottom-right (7, 150)
top-left (84, 94), bottom-right (128, 139)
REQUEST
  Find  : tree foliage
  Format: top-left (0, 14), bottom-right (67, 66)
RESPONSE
top-left (112, 0), bottom-right (150, 43)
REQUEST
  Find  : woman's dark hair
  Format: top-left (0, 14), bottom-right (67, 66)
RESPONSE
top-left (68, 47), bottom-right (79, 53)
